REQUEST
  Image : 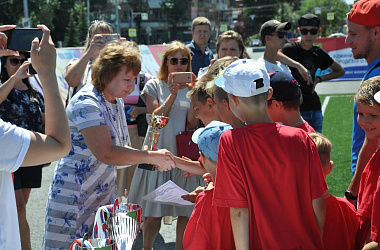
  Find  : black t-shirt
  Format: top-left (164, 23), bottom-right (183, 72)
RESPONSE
top-left (282, 41), bottom-right (334, 111)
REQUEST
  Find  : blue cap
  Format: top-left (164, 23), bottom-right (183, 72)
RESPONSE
top-left (192, 121), bottom-right (232, 162)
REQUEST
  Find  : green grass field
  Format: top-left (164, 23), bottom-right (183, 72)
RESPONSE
top-left (320, 94), bottom-right (356, 197)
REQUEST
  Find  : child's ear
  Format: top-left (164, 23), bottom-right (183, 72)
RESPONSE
top-left (267, 87), bottom-right (273, 100)
top-left (206, 97), bottom-right (215, 109)
top-left (223, 99), bottom-right (230, 110)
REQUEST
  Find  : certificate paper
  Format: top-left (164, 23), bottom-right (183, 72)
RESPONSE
top-left (141, 180), bottom-right (194, 206)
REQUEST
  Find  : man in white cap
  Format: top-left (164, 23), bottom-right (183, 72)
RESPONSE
top-left (345, 0), bottom-right (380, 207)
top-left (212, 59), bottom-right (327, 249)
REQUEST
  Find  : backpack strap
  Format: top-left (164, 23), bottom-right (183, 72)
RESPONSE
top-left (139, 72), bottom-right (146, 91)
top-left (367, 60), bottom-right (380, 77)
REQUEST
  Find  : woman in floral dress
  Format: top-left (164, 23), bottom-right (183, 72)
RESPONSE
top-left (42, 43), bottom-right (176, 250)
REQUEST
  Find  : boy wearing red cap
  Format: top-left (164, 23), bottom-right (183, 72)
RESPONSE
top-left (212, 59), bottom-right (327, 249)
top-left (345, 0), bottom-right (380, 206)
top-left (353, 76), bottom-right (380, 250)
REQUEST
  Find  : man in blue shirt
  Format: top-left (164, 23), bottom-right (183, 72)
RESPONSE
top-left (345, 0), bottom-right (380, 205)
top-left (186, 17), bottom-right (214, 76)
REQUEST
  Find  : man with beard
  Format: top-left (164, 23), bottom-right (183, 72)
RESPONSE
top-left (344, 0), bottom-right (380, 208)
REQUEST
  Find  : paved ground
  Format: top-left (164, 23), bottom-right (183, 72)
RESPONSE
top-left (27, 47), bottom-right (361, 249)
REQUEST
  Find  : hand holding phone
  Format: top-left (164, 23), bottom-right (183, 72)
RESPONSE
top-left (7, 28), bottom-right (43, 51)
top-left (172, 72), bottom-right (192, 83)
top-left (102, 34), bottom-right (119, 44)
top-left (0, 25), bottom-right (19, 56)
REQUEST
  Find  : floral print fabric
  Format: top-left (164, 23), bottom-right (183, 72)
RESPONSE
top-left (42, 84), bottom-right (129, 249)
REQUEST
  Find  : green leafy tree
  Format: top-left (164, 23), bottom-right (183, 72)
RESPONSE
top-left (298, 0), bottom-right (349, 36)
top-left (63, 1), bottom-right (88, 47)
top-left (161, 0), bottom-right (191, 40)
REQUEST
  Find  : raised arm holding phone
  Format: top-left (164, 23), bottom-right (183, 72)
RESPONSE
top-left (0, 24), bottom-right (71, 250)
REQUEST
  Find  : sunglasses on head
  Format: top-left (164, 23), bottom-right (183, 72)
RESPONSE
top-left (8, 58), bottom-right (27, 66)
top-left (91, 20), bottom-right (112, 26)
top-left (168, 57), bottom-right (189, 66)
top-left (300, 28), bottom-right (319, 35)
top-left (270, 31), bottom-right (287, 39)
top-left (298, 18), bottom-right (320, 27)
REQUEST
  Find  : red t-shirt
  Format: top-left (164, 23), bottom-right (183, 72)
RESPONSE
top-left (213, 122), bottom-right (327, 249)
top-left (183, 188), bottom-right (235, 250)
top-left (297, 121), bottom-right (315, 133)
top-left (357, 149), bottom-right (380, 248)
top-left (323, 195), bottom-right (358, 250)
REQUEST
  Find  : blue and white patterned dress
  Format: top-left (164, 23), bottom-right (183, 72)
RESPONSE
top-left (42, 84), bottom-right (129, 250)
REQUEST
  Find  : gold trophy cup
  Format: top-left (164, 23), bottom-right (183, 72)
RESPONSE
top-left (138, 114), bottom-right (169, 170)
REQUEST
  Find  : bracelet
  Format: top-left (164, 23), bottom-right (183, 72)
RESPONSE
top-left (162, 103), bottom-right (169, 109)
top-left (316, 76), bottom-right (322, 82)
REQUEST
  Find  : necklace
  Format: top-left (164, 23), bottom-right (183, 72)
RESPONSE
top-left (101, 92), bottom-right (127, 147)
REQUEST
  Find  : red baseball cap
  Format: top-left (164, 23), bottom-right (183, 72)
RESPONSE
top-left (347, 0), bottom-right (380, 27)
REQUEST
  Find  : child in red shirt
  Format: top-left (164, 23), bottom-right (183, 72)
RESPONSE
top-left (267, 71), bottom-right (315, 132)
top-left (309, 132), bottom-right (359, 250)
top-left (182, 121), bottom-right (235, 250)
top-left (354, 76), bottom-right (380, 250)
top-left (212, 59), bottom-right (327, 249)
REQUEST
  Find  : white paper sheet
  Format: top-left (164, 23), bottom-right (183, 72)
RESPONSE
top-left (141, 180), bottom-right (194, 206)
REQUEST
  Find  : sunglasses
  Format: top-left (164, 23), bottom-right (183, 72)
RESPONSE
top-left (270, 31), bottom-right (287, 39)
top-left (300, 28), bottom-right (319, 35)
top-left (168, 57), bottom-right (189, 66)
top-left (8, 58), bottom-right (27, 66)
top-left (298, 18), bottom-right (320, 27)
top-left (91, 20), bottom-right (112, 26)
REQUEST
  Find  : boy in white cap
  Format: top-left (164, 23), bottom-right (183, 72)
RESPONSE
top-left (182, 121), bottom-right (235, 250)
top-left (212, 59), bottom-right (327, 249)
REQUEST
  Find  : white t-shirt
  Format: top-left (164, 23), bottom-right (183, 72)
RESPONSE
top-left (258, 58), bottom-right (292, 75)
top-left (0, 120), bottom-right (31, 250)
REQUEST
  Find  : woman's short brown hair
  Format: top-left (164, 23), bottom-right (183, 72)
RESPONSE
top-left (216, 30), bottom-right (245, 59)
top-left (157, 41), bottom-right (191, 81)
top-left (92, 43), bottom-right (141, 92)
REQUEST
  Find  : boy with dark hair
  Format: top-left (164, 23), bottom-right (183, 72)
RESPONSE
top-left (309, 132), bottom-right (359, 250)
top-left (212, 59), bottom-right (327, 249)
top-left (353, 76), bottom-right (380, 250)
top-left (267, 71), bottom-right (315, 132)
top-left (182, 121), bottom-right (235, 250)
top-left (282, 13), bottom-right (345, 132)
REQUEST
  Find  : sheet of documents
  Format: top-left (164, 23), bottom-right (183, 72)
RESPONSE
top-left (141, 180), bottom-right (194, 206)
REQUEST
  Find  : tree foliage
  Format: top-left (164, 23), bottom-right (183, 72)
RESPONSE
top-left (63, 1), bottom-right (88, 47)
top-left (161, 0), bottom-right (192, 40)
top-left (298, 0), bottom-right (349, 36)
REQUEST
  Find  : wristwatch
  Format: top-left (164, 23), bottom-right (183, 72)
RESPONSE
top-left (345, 189), bottom-right (358, 200)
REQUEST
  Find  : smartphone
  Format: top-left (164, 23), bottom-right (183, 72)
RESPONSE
top-left (102, 34), bottom-right (119, 44)
top-left (7, 28), bottom-right (43, 51)
top-left (28, 64), bottom-right (37, 75)
top-left (172, 72), bottom-right (192, 83)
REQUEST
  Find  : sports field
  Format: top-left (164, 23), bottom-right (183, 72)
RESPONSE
top-left (320, 94), bottom-right (355, 197)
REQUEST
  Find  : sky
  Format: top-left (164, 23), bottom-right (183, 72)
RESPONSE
top-left (345, 0), bottom-right (354, 5)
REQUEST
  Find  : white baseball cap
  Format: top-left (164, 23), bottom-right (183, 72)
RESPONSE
top-left (214, 59), bottom-right (270, 97)
top-left (375, 91), bottom-right (380, 104)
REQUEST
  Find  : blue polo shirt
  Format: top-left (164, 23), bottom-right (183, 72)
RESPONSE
top-left (351, 56), bottom-right (380, 175)
top-left (186, 40), bottom-right (213, 76)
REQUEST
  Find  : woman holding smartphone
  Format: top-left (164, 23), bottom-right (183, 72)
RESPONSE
top-left (63, 20), bottom-right (113, 100)
top-left (0, 51), bottom-right (45, 250)
top-left (128, 41), bottom-right (202, 250)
